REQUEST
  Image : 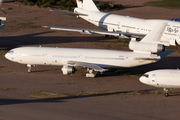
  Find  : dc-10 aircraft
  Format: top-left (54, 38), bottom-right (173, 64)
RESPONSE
top-left (44, 0), bottom-right (180, 47)
top-left (5, 20), bottom-right (174, 77)
top-left (5, 47), bottom-right (173, 77)
top-left (140, 69), bottom-right (180, 97)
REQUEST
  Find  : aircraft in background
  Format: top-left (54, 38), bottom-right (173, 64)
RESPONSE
top-left (140, 69), bottom-right (180, 97)
top-left (44, 0), bottom-right (180, 47)
top-left (0, 0), bottom-right (6, 30)
top-left (5, 18), bottom-right (174, 77)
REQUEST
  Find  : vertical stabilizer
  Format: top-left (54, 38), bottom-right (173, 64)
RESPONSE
top-left (76, 0), bottom-right (99, 11)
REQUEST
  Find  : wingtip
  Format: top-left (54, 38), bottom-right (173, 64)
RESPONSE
top-left (42, 26), bottom-right (50, 28)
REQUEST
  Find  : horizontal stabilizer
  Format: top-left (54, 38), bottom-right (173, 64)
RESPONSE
top-left (67, 61), bottom-right (108, 72)
top-left (0, 24), bottom-right (5, 30)
top-left (50, 10), bottom-right (88, 16)
top-left (134, 50), bottom-right (174, 60)
top-left (157, 50), bottom-right (174, 58)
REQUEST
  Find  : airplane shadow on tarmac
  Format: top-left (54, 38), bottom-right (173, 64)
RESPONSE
top-left (0, 89), bottom-right (156, 106)
top-left (0, 31), bottom-right (114, 50)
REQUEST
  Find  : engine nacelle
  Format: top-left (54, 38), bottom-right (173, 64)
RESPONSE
top-left (129, 41), bottom-right (165, 53)
top-left (61, 65), bottom-right (75, 75)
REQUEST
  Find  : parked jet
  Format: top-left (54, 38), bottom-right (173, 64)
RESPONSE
top-left (44, 0), bottom-right (180, 47)
top-left (140, 69), bottom-right (180, 97)
top-left (5, 47), bottom-right (173, 77)
top-left (5, 19), bottom-right (174, 77)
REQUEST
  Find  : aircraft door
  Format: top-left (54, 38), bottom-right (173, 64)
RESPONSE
top-left (152, 74), bottom-right (155, 82)
top-left (43, 53), bottom-right (49, 65)
top-left (151, 74), bottom-right (159, 86)
top-left (118, 22), bottom-right (121, 29)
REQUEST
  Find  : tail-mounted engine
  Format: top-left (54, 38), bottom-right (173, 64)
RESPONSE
top-left (61, 65), bottom-right (75, 75)
top-left (129, 41), bottom-right (165, 53)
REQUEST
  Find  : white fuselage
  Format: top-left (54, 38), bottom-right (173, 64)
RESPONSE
top-left (74, 8), bottom-right (180, 45)
top-left (5, 47), bottom-right (161, 68)
top-left (139, 69), bottom-right (180, 89)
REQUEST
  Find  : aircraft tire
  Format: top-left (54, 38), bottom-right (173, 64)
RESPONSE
top-left (165, 93), bottom-right (169, 97)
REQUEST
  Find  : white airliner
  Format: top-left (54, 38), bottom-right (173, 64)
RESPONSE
top-left (44, 0), bottom-right (180, 47)
top-left (5, 19), bottom-right (174, 77)
top-left (5, 47), bottom-right (173, 77)
top-left (140, 69), bottom-right (180, 97)
top-left (0, 0), bottom-right (6, 30)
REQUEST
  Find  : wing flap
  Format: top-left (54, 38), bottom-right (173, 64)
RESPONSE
top-left (67, 61), bottom-right (107, 72)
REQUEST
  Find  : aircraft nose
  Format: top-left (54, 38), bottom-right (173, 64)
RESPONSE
top-left (139, 76), bottom-right (144, 83)
top-left (5, 52), bottom-right (10, 60)
top-left (139, 76), bottom-right (147, 84)
top-left (5, 51), bottom-right (14, 61)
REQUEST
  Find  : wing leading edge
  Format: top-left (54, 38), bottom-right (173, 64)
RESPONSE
top-left (43, 26), bottom-right (145, 38)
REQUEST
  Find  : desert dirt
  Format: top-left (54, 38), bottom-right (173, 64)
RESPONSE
top-left (0, 0), bottom-right (180, 120)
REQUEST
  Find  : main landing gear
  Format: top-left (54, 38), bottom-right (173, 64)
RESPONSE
top-left (164, 88), bottom-right (169, 97)
top-left (86, 68), bottom-right (101, 78)
top-left (27, 64), bottom-right (32, 73)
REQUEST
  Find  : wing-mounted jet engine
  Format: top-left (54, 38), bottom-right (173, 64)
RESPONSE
top-left (61, 65), bottom-right (75, 75)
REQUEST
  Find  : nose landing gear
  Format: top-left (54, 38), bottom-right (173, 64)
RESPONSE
top-left (164, 88), bottom-right (169, 97)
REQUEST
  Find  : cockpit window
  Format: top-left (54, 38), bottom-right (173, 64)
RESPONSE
top-left (8, 51), bottom-right (14, 54)
top-left (142, 74), bottom-right (149, 78)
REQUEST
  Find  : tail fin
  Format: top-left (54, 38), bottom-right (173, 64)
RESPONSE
top-left (76, 0), bottom-right (99, 11)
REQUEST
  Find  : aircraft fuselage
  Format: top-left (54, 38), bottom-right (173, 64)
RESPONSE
top-left (75, 8), bottom-right (180, 45)
top-left (5, 47), bottom-right (161, 68)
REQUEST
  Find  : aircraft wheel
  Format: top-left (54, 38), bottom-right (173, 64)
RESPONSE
top-left (165, 93), bottom-right (169, 97)
top-left (28, 68), bottom-right (31, 73)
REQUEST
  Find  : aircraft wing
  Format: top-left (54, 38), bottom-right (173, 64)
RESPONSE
top-left (43, 26), bottom-right (145, 38)
top-left (50, 10), bottom-right (88, 16)
top-left (67, 61), bottom-right (108, 72)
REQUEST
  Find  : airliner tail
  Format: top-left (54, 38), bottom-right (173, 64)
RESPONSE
top-left (76, 0), bottom-right (99, 11)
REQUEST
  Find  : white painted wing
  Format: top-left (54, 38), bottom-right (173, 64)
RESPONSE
top-left (67, 61), bottom-right (108, 72)
top-left (141, 22), bottom-right (167, 43)
top-left (43, 26), bottom-right (145, 38)
top-left (50, 10), bottom-right (88, 16)
top-left (134, 50), bottom-right (174, 60)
